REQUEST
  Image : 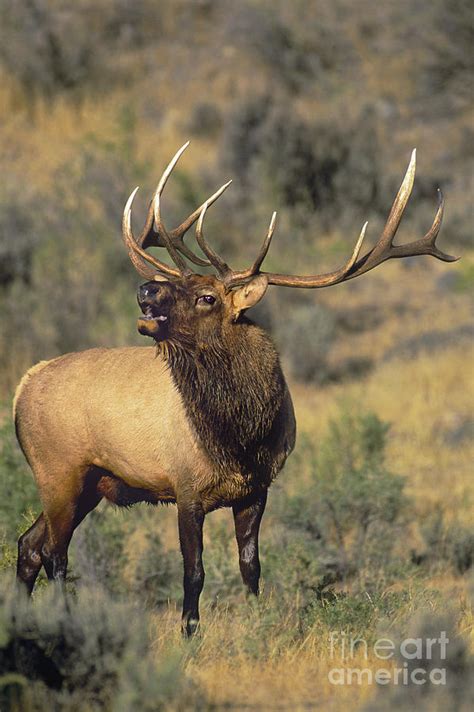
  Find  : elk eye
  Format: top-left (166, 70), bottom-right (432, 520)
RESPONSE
top-left (197, 295), bottom-right (216, 306)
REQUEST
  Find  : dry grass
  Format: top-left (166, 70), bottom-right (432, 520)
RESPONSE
top-left (143, 573), bottom-right (472, 710)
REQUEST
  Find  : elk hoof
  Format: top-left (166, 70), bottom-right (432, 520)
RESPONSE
top-left (182, 617), bottom-right (200, 638)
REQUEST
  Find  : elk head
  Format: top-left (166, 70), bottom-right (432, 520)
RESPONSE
top-left (122, 142), bottom-right (457, 349)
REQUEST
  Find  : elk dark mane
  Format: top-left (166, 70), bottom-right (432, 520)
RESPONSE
top-left (160, 317), bottom-right (287, 484)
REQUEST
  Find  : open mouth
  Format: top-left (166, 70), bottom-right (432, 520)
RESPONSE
top-left (141, 306), bottom-right (168, 323)
top-left (137, 306), bottom-right (170, 339)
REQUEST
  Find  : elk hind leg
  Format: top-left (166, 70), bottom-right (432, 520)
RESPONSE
top-left (39, 467), bottom-right (102, 585)
top-left (17, 512), bottom-right (47, 594)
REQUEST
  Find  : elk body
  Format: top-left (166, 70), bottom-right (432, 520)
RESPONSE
top-left (14, 144), bottom-right (456, 635)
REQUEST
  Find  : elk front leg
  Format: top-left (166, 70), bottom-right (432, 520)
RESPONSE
top-left (177, 501), bottom-right (205, 637)
top-left (233, 490), bottom-right (267, 596)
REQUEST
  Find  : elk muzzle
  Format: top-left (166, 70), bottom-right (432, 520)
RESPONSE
top-left (137, 281), bottom-right (173, 340)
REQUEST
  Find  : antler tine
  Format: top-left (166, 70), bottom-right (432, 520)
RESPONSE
top-left (122, 143), bottom-right (235, 279)
top-left (122, 187), bottom-right (181, 279)
top-left (129, 165), bottom-right (208, 264)
top-left (138, 199), bottom-right (211, 267)
top-left (134, 199), bottom-right (155, 248)
top-left (365, 189), bottom-right (456, 263)
top-left (373, 148), bottom-right (417, 259)
top-left (257, 149), bottom-right (456, 289)
top-left (167, 179), bottom-right (233, 267)
top-left (152, 142), bottom-right (193, 274)
top-left (142, 179), bottom-right (233, 268)
top-left (150, 144), bottom-right (233, 273)
top-left (169, 180), bottom-right (233, 240)
top-left (195, 202), bottom-right (231, 277)
top-left (345, 221), bottom-right (369, 270)
top-left (152, 197), bottom-right (191, 275)
top-left (257, 218), bottom-right (368, 288)
top-left (343, 148), bottom-right (417, 275)
top-left (224, 212), bottom-right (278, 287)
top-left (251, 211), bottom-right (277, 274)
top-left (423, 189), bottom-right (455, 260)
top-left (340, 153), bottom-right (458, 279)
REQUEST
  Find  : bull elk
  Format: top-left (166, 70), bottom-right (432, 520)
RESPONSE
top-left (14, 143), bottom-right (456, 635)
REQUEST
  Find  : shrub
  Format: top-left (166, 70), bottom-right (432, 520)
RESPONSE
top-left (0, 127), bottom-right (145, 396)
top-left (0, 0), bottom-right (101, 97)
top-left (185, 101), bottom-right (222, 138)
top-left (0, 177), bottom-right (44, 286)
top-left (203, 519), bottom-right (246, 602)
top-left (419, 507), bottom-right (474, 575)
top-left (0, 0), bottom-right (162, 99)
top-left (0, 577), bottom-right (204, 711)
top-left (70, 505), bottom-right (130, 595)
top-left (220, 94), bottom-right (271, 190)
top-left (129, 528), bottom-right (182, 607)
top-left (364, 608), bottom-right (474, 711)
top-left (274, 300), bottom-right (336, 383)
top-left (71, 504), bottom-right (183, 606)
top-left (0, 417), bottom-right (40, 542)
top-left (274, 409), bottom-right (408, 590)
top-left (222, 1), bottom-right (355, 92)
top-left (305, 589), bottom-right (412, 641)
top-left (221, 97), bottom-right (384, 232)
top-left (420, 0), bottom-right (474, 105)
top-left (262, 525), bottom-right (325, 601)
top-left (450, 263), bottom-right (474, 294)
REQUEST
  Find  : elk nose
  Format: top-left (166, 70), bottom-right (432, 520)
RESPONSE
top-left (138, 282), bottom-right (161, 304)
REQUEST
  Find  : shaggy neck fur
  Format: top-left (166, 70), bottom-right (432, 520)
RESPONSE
top-left (158, 319), bottom-right (287, 482)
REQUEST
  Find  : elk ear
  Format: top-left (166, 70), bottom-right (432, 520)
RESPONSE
top-left (231, 274), bottom-right (269, 318)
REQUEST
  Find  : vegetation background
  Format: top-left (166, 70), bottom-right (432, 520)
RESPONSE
top-left (0, 0), bottom-right (472, 709)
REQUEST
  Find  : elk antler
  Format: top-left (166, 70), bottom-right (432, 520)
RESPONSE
top-left (195, 149), bottom-right (457, 289)
top-left (196, 203), bottom-right (278, 284)
top-left (122, 142), bottom-right (232, 279)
